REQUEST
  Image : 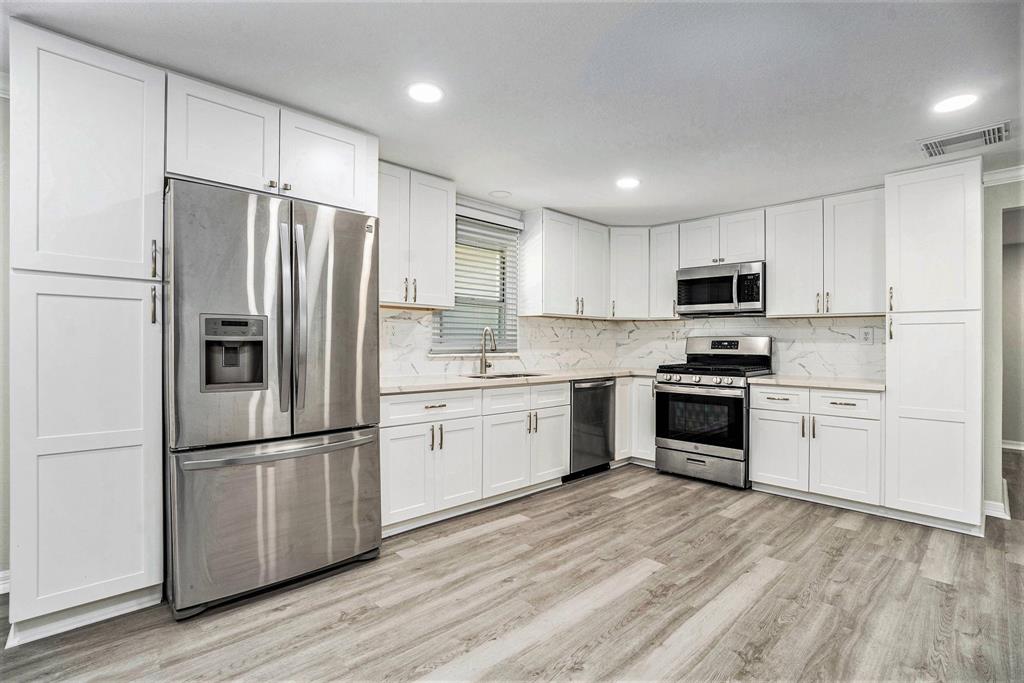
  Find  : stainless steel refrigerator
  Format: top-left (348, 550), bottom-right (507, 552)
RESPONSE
top-left (164, 179), bottom-right (381, 618)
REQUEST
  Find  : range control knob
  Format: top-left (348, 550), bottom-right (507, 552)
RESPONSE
top-left (692, 375), bottom-right (701, 383)
top-left (713, 377), bottom-right (722, 384)
top-left (671, 374), bottom-right (681, 382)
top-left (725, 378), bottom-right (734, 385)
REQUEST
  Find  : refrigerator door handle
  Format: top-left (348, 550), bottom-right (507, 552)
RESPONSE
top-left (294, 223), bottom-right (309, 410)
top-left (180, 434), bottom-right (376, 471)
top-left (278, 221), bottom-right (293, 413)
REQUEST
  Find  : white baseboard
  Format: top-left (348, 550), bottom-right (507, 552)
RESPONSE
top-left (751, 483), bottom-right (985, 537)
top-left (6, 585), bottom-right (162, 648)
top-left (984, 479), bottom-right (1012, 521)
top-left (629, 456), bottom-right (656, 469)
top-left (0, 570), bottom-right (9, 595)
top-left (1002, 440), bottom-right (1024, 452)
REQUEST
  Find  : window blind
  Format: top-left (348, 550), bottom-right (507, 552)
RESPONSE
top-left (431, 217), bottom-right (519, 354)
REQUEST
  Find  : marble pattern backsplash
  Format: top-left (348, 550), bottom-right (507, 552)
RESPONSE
top-left (381, 309), bottom-right (886, 380)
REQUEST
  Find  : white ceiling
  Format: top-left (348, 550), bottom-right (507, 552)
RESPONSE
top-left (2, 2), bottom-right (1021, 225)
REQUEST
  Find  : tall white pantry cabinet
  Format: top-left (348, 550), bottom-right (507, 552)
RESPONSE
top-left (8, 20), bottom-right (165, 636)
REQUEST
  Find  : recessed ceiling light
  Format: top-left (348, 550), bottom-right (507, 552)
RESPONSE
top-left (933, 94), bottom-right (978, 113)
top-left (489, 190), bottom-right (512, 199)
top-left (616, 177), bottom-right (640, 189)
top-left (407, 82), bottom-right (444, 104)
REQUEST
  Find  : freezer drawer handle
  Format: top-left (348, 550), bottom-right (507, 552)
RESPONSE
top-left (180, 435), bottom-right (376, 470)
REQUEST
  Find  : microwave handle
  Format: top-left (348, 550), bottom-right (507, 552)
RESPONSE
top-left (732, 269), bottom-right (740, 306)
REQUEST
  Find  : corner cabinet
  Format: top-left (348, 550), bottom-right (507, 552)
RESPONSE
top-left (609, 228), bottom-right (650, 318)
top-left (649, 223), bottom-right (680, 318)
top-left (376, 162), bottom-right (456, 308)
top-left (167, 73), bottom-right (380, 214)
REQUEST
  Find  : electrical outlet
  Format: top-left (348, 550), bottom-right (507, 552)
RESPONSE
top-left (859, 327), bottom-right (874, 344)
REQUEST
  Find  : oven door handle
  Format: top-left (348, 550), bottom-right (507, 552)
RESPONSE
top-left (655, 383), bottom-right (746, 400)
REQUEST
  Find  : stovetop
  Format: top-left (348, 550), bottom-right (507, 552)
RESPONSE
top-left (656, 336), bottom-right (772, 388)
top-left (658, 363), bottom-right (771, 378)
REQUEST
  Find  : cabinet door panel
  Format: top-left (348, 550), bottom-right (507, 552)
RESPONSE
top-left (615, 379), bottom-right (633, 460)
top-left (11, 22), bottom-right (165, 280)
top-left (577, 220), bottom-right (609, 317)
top-left (531, 406), bottom-right (571, 482)
top-left (632, 378), bottom-right (656, 462)
top-left (542, 211), bottom-right (578, 315)
top-left (649, 223), bottom-right (680, 318)
top-left (436, 418), bottom-right (483, 510)
top-left (885, 311), bottom-right (981, 523)
top-left (719, 209), bottom-right (765, 264)
top-left (885, 158), bottom-right (981, 312)
top-left (280, 109), bottom-right (377, 213)
top-left (749, 408), bottom-right (808, 490)
top-left (824, 189), bottom-right (885, 315)
top-left (380, 423), bottom-right (435, 524)
top-left (377, 162), bottom-right (411, 304)
top-left (482, 412), bottom-right (532, 496)
top-left (766, 200), bottom-right (823, 316)
top-left (408, 171), bottom-right (456, 307)
top-left (809, 414), bottom-right (881, 504)
top-left (166, 74), bottom-right (279, 194)
top-left (9, 273), bottom-right (162, 621)
top-left (610, 228), bottom-right (650, 318)
top-left (679, 217), bottom-right (719, 268)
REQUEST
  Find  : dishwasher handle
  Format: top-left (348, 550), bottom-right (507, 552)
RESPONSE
top-left (574, 379), bottom-right (615, 389)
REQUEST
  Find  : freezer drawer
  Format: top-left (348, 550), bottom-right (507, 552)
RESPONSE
top-left (168, 428), bottom-right (381, 614)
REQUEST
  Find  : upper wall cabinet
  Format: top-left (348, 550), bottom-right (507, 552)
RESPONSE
top-left (10, 21), bottom-right (165, 280)
top-left (649, 223), bottom-right (679, 318)
top-left (678, 210), bottom-right (764, 268)
top-left (167, 74), bottom-right (379, 215)
top-left (577, 220), bottom-right (610, 317)
top-left (166, 74), bottom-right (280, 194)
top-left (609, 228), bottom-right (650, 318)
top-left (521, 209), bottom-right (609, 318)
top-left (766, 199), bottom-right (824, 316)
top-left (885, 157), bottom-right (982, 313)
top-left (377, 162), bottom-right (455, 308)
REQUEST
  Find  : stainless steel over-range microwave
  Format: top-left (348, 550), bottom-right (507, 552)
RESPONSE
top-left (675, 261), bottom-right (765, 316)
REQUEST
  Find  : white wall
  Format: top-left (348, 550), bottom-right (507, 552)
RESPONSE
top-left (1004, 242), bottom-right (1024, 444)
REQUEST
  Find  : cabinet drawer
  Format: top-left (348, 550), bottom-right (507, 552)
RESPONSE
top-left (482, 386), bottom-right (531, 415)
top-left (811, 389), bottom-right (881, 420)
top-left (380, 390), bottom-right (481, 427)
top-left (750, 386), bottom-right (810, 413)
top-left (531, 382), bottom-right (571, 408)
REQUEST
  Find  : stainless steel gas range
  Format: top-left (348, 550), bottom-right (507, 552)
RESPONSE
top-left (654, 336), bottom-right (772, 488)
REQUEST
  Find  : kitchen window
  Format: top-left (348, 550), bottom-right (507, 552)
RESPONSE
top-left (431, 217), bottom-right (519, 354)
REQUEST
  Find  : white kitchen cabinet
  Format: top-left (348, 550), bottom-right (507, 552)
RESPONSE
top-left (766, 199), bottom-right (824, 317)
top-left (531, 383), bottom-right (572, 409)
top-left (166, 73), bottom-right (280, 194)
top-left (632, 377), bottom-right (656, 462)
top-left (885, 158), bottom-right (982, 313)
top-left (380, 423), bottom-right (436, 524)
top-left (531, 405), bottom-right (572, 482)
top-left (824, 188), bottom-right (885, 315)
top-left (482, 411), bottom-right (532, 496)
top-left (9, 272), bottom-right (163, 621)
top-left (610, 228), bottom-right (650, 318)
top-left (376, 163), bottom-right (455, 307)
top-left (749, 408), bottom-right (809, 491)
top-left (679, 217), bottom-right (720, 268)
top-left (718, 209), bottom-right (766, 264)
top-left (10, 21), bottom-right (165, 281)
top-left (649, 223), bottom-right (680, 318)
top-left (809, 414), bottom-right (881, 505)
top-left (577, 220), bottom-right (610, 317)
top-left (615, 379), bottom-right (633, 460)
top-left (434, 418), bottom-right (483, 510)
top-left (885, 310), bottom-right (981, 524)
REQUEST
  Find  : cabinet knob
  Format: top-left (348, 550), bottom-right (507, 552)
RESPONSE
top-left (268, 180), bottom-right (278, 189)
top-left (282, 183), bottom-right (292, 191)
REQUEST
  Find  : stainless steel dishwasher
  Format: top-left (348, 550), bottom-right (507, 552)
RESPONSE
top-left (570, 378), bottom-right (616, 475)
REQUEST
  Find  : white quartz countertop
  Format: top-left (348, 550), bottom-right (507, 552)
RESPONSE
top-left (748, 375), bottom-right (885, 392)
top-left (381, 368), bottom-right (657, 395)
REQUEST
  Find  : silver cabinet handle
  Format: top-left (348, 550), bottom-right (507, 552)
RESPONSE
top-left (413, 278), bottom-right (418, 302)
top-left (801, 415), bottom-right (806, 438)
top-left (829, 401), bottom-right (857, 407)
top-left (811, 416), bottom-right (816, 439)
top-left (889, 318), bottom-right (894, 340)
top-left (278, 222), bottom-right (293, 413)
top-left (712, 257), bottom-right (719, 263)
top-left (581, 297), bottom-right (585, 315)
top-left (532, 411), bottom-right (538, 432)
top-left (439, 423), bottom-right (444, 449)
top-left (888, 286), bottom-right (894, 311)
top-left (150, 286), bottom-right (157, 324)
top-left (612, 300), bottom-right (616, 317)
top-left (765, 396), bottom-right (790, 401)
top-left (575, 297), bottom-right (580, 315)
top-left (826, 291), bottom-right (831, 313)
top-left (268, 180), bottom-right (278, 189)
top-left (816, 292), bottom-right (821, 313)
top-left (282, 183), bottom-right (292, 191)
top-left (294, 223), bottom-right (309, 410)
top-left (424, 403), bottom-right (447, 409)
top-left (404, 277), bottom-right (409, 302)
top-left (151, 239), bottom-right (158, 278)
top-left (527, 412), bottom-right (532, 433)
top-left (430, 424), bottom-right (435, 451)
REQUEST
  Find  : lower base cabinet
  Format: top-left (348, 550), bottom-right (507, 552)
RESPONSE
top-left (809, 414), bottom-right (881, 504)
top-left (482, 405), bottom-right (571, 496)
top-left (749, 409), bottom-right (809, 490)
top-left (380, 416), bottom-right (482, 525)
top-left (632, 377), bottom-right (656, 462)
top-left (531, 405), bottom-right (571, 482)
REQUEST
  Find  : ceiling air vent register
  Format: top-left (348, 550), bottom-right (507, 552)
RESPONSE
top-left (918, 121), bottom-right (1010, 158)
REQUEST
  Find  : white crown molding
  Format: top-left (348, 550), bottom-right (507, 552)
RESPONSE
top-left (983, 165), bottom-right (1024, 186)
top-left (0, 72), bottom-right (9, 99)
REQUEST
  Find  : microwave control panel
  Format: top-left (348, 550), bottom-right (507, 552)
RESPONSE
top-left (737, 273), bottom-right (761, 303)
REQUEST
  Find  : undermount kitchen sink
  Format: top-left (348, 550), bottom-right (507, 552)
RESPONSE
top-left (462, 372), bottom-right (547, 379)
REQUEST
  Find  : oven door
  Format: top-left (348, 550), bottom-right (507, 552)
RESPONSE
top-left (655, 384), bottom-right (747, 460)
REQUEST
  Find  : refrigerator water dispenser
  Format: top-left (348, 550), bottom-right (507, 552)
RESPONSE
top-left (200, 315), bottom-right (268, 392)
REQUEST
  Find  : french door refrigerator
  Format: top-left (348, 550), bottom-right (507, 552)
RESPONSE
top-left (164, 179), bottom-right (381, 618)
